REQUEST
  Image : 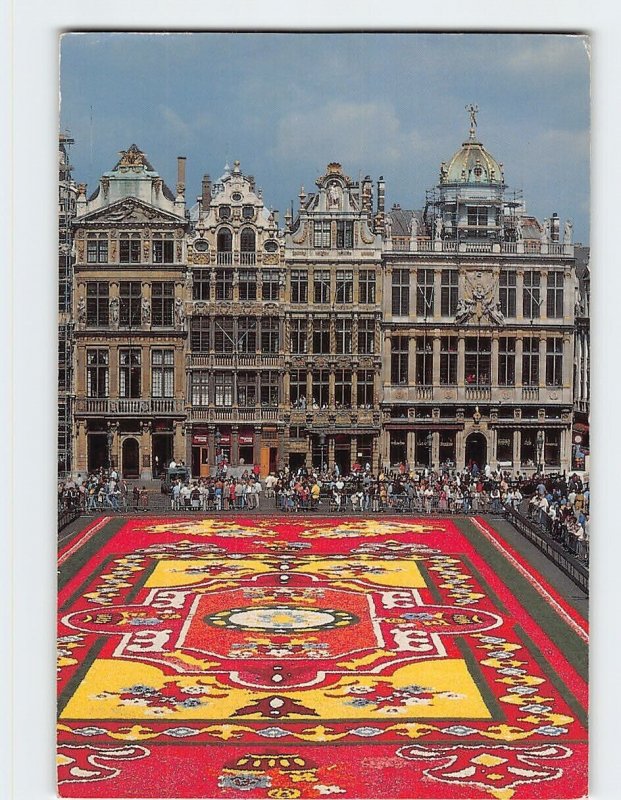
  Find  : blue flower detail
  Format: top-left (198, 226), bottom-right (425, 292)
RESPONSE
top-left (351, 727), bottom-right (383, 737)
top-left (179, 698), bottom-right (202, 708)
top-left (257, 727), bottom-right (289, 738)
top-left (129, 617), bottom-right (161, 626)
top-left (442, 725), bottom-right (479, 736)
top-left (534, 726), bottom-right (568, 736)
top-left (124, 684), bottom-right (158, 696)
top-left (163, 727), bottom-right (200, 738)
top-left (345, 697), bottom-right (374, 707)
top-left (522, 704), bottom-right (552, 714)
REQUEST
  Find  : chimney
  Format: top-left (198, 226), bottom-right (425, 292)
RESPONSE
top-left (377, 176), bottom-right (385, 216)
top-left (176, 156), bottom-right (187, 197)
top-left (551, 212), bottom-right (560, 242)
top-left (201, 174), bottom-right (212, 209)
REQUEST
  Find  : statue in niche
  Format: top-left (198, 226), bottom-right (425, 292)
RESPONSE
top-left (109, 297), bottom-right (119, 325)
top-left (174, 298), bottom-right (186, 326)
top-left (328, 182), bottom-right (340, 209)
top-left (77, 297), bottom-right (86, 323)
top-left (564, 219), bottom-right (573, 244)
top-left (141, 297), bottom-right (151, 324)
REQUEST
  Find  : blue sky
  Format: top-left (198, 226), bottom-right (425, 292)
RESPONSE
top-left (60, 32), bottom-right (590, 242)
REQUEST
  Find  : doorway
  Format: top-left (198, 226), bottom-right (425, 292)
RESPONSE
top-left (465, 432), bottom-right (487, 472)
top-left (152, 434), bottom-right (173, 477)
top-left (87, 433), bottom-right (108, 473)
top-left (122, 437), bottom-right (140, 478)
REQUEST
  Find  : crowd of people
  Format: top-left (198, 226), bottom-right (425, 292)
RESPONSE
top-left (58, 461), bottom-right (589, 565)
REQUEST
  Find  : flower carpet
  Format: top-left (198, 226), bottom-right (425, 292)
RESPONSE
top-left (58, 516), bottom-right (588, 799)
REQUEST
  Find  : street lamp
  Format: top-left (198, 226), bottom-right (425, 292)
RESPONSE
top-left (106, 427), bottom-right (114, 470)
top-left (215, 429), bottom-right (222, 470)
top-left (319, 432), bottom-right (326, 473)
top-left (426, 432), bottom-right (433, 471)
top-left (536, 430), bottom-right (545, 474)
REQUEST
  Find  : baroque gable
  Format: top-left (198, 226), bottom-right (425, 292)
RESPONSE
top-left (78, 198), bottom-right (184, 227)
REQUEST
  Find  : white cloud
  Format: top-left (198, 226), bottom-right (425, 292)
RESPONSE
top-left (504, 35), bottom-right (589, 75)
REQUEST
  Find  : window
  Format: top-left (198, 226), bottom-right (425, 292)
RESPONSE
top-left (523, 271), bottom-right (541, 319)
top-left (312, 369), bottom-right (330, 407)
top-left (192, 269), bottom-right (211, 301)
top-left (335, 369), bottom-right (352, 406)
top-left (465, 337), bottom-right (491, 385)
top-left (357, 369), bottom-right (374, 407)
top-left (313, 221), bottom-right (331, 248)
top-left (499, 270), bottom-right (517, 318)
top-left (218, 206), bottom-right (231, 221)
top-left (264, 240), bottom-right (278, 253)
top-left (215, 269), bottom-right (233, 300)
top-left (152, 235), bottom-right (174, 263)
top-left (240, 228), bottom-right (256, 265)
top-left (522, 337), bottom-right (539, 386)
top-left (498, 337), bottom-right (516, 386)
top-left (151, 349), bottom-right (174, 397)
top-left (119, 282), bottom-right (141, 327)
top-left (214, 373), bottom-right (233, 406)
top-left (290, 270), bottom-right (308, 303)
top-left (392, 269), bottom-right (409, 316)
top-left (467, 206), bottom-right (488, 229)
top-left (86, 234), bottom-right (108, 263)
top-left (312, 319), bottom-right (330, 354)
top-left (547, 272), bottom-right (564, 318)
top-left (86, 349), bottom-right (109, 397)
top-left (214, 317), bottom-right (235, 353)
top-left (391, 336), bottom-right (409, 384)
top-left (335, 319), bottom-right (352, 354)
top-left (289, 370), bottom-right (307, 407)
top-left (238, 269), bottom-right (257, 301)
top-left (261, 318), bottom-right (280, 353)
top-left (191, 371), bottom-right (210, 406)
top-left (358, 270), bottom-right (376, 304)
top-left (416, 338), bottom-right (433, 385)
top-left (119, 348), bottom-right (141, 398)
top-left (119, 234), bottom-right (141, 263)
top-left (440, 270), bottom-right (458, 317)
top-left (440, 336), bottom-right (457, 385)
top-left (217, 228), bottom-right (233, 264)
top-left (290, 318), bottom-right (307, 354)
top-left (417, 269), bottom-right (435, 317)
top-left (237, 316), bottom-right (257, 353)
top-left (357, 318), bottom-right (375, 354)
top-left (190, 317), bottom-right (210, 352)
top-left (242, 205), bottom-right (254, 220)
top-left (237, 372), bottom-right (257, 406)
top-left (335, 270), bottom-right (353, 303)
top-left (546, 338), bottom-right (563, 386)
top-left (314, 270), bottom-right (331, 304)
top-left (262, 270), bottom-right (280, 301)
top-left (86, 282), bottom-right (109, 327)
top-left (152, 282), bottom-right (174, 327)
top-left (336, 221), bottom-right (353, 249)
top-left (260, 372), bottom-right (280, 406)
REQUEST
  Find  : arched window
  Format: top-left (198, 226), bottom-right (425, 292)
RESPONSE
top-left (240, 228), bottom-right (256, 265)
top-left (217, 227), bottom-right (232, 265)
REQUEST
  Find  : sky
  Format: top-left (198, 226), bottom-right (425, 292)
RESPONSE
top-left (60, 33), bottom-right (590, 242)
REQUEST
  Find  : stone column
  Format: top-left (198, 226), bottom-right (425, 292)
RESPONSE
top-left (328, 436), bottom-right (335, 470)
top-left (283, 370), bottom-right (291, 406)
top-left (306, 370), bottom-right (313, 405)
top-left (408, 335), bottom-right (416, 384)
top-left (456, 429), bottom-right (465, 472)
top-left (539, 336), bottom-right (547, 388)
top-left (140, 421), bottom-right (152, 480)
top-left (329, 367), bottom-right (336, 409)
top-left (563, 335), bottom-right (572, 389)
top-left (174, 420), bottom-right (184, 464)
top-left (409, 268), bottom-right (417, 318)
top-left (516, 269), bottom-right (524, 323)
top-left (254, 426), bottom-right (262, 471)
top-left (432, 336), bottom-right (441, 386)
top-left (540, 270), bottom-right (548, 322)
top-left (109, 344), bottom-right (119, 397)
top-left (184, 423), bottom-right (192, 468)
top-left (231, 426), bottom-right (239, 465)
top-left (406, 430), bottom-right (416, 466)
top-left (457, 337), bottom-right (466, 386)
top-left (383, 332), bottom-right (392, 387)
top-left (431, 431), bottom-right (440, 470)
top-left (515, 337), bottom-right (524, 388)
top-left (433, 270), bottom-right (442, 320)
top-left (513, 429), bottom-right (521, 471)
top-left (350, 436), bottom-right (358, 468)
top-left (351, 371), bottom-right (358, 408)
top-left (208, 426), bottom-right (216, 466)
top-left (352, 314), bottom-right (359, 355)
top-left (563, 266), bottom-right (574, 322)
top-left (491, 335), bottom-right (499, 387)
top-left (75, 420), bottom-right (88, 474)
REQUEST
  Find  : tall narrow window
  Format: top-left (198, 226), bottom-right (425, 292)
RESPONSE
top-left (313, 221), bottom-right (331, 248)
top-left (215, 269), bottom-right (233, 300)
top-left (467, 206), bottom-right (488, 231)
top-left (290, 270), bottom-right (308, 303)
top-left (261, 270), bottom-right (280, 301)
top-left (547, 272), bottom-right (564, 318)
top-left (416, 338), bottom-right (433, 385)
top-left (217, 228), bottom-right (233, 265)
top-left (192, 268), bottom-right (211, 301)
top-left (190, 316), bottom-right (210, 352)
top-left (312, 319), bottom-right (330, 354)
top-left (119, 348), bottom-right (141, 398)
top-left (119, 281), bottom-right (141, 327)
top-left (357, 319), bottom-right (375, 354)
top-left (191, 371), bottom-right (210, 405)
top-left (499, 270), bottom-right (517, 318)
top-left (238, 270), bottom-right (257, 301)
top-left (335, 270), bottom-right (353, 303)
top-left (336, 221), bottom-right (353, 249)
top-left (440, 336), bottom-right (458, 385)
top-left (498, 337), bottom-right (516, 386)
top-left (358, 270), bottom-right (376, 304)
top-left (214, 317), bottom-right (235, 353)
top-left (119, 234), bottom-right (141, 263)
top-left (240, 228), bottom-right (256, 265)
top-left (289, 370), bottom-right (307, 407)
top-left (416, 269), bottom-right (435, 317)
top-left (261, 318), bottom-right (280, 353)
top-left (465, 337), bottom-right (491, 385)
top-left (523, 271), bottom-right (541, 319)
top-left (237, 372), bottom-right (257, 406)
top-left (357, 370), bottom-right (374, 407)
top-left (546, 338), bottom-right (563, 386)
top-left (440, 270), bottom-right (458, 316)
top-left (86, 349), bottom-right (109, 397)
top-left (151, 349), bottom-right (174, 397)
top-left (237, 317), bottom-right (257, 353)
top-left (260, 372), bottom-right (280, 406)
top-left (335, 369), bottom-right (352, 406)
top-left (314, 270), bottom-right (331, 304)
top-left (290, 318), bottom-right (307, 354)
top-left (152, 235), bottom-right (174, 263)
top-left (151, 282), bottom-right (174, 327)
top-left (522, 337), bottom-right (540, 386)
top-left (214, 373), bottom-right (233, 406)
top-left (86, 282), bottom-right (109, 327)
top-left (312, 369), bottom-right (330, 407)
top-left (391, 336), bottom-right (409, 385)
top-left (335, 319), bottom-right (352, 354)
top-left (391, 269), bottom-right (409, 315)
top-left (87, 234), bottom-right (108, 263)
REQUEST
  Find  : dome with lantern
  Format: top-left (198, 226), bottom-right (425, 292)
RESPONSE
top-left (440, 106), bottom-right (504, 186)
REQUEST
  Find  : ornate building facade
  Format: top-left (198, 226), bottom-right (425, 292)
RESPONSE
top-left (65, 112), bottom-right (582, 478)
top-left (381, 110), bottom-right (577, 473)
top-left (72, 145), bottom-right (189, 479)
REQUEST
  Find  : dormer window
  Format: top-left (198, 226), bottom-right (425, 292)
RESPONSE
top-left (467, 206), bottom-right (488, 228)
top-left (153, 234), bottom-right (174, 263)
top-left (219, 206), bottom-right (231, 220)
top-left (242, 205), bottom-right (254, 219)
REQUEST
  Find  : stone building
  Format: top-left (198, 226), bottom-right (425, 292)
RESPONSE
top-left (572, 245), bottom-right (590, 471)
top-left (58, 133), bottom-right (78, 475)
top-left (185, 161), bottom-right (285, 476)
top-left (380, 109), bottom-right (577, 474)
top-left (71, 145), bottom-right (189, 478)
top-left (283, 163), bottom-right (384, 473)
